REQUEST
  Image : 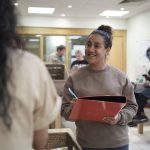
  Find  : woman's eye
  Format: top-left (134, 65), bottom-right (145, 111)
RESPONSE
top-left (95, 45), bottom-right (100, 48)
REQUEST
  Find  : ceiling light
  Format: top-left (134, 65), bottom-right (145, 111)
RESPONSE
top-left (61, 14), bottom-right (66, 17)
top-left (100, 10), bottom-right (129, 17)
top-left (35, 35), bottom-right (41, 37)
top-left (68, 5), bottom-right (72, 8)
top-left (29, 39), bottom-right (40, 42)
top-left (28, 7), bottom-right (55, 14)
top-left (121, 8), bottom-right (125, 10)
top-left (69, 36), bottom-right (81, 39)
top-left (14, 3), bottom-right (18, 6)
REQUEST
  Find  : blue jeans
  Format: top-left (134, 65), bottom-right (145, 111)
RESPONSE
top-left (82, 145), bottom-right (128, 150)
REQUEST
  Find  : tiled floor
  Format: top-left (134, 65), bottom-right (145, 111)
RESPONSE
top-left (129, 124), bottom-right (150, 150)
top-left (62, 108), bottom-right (150, 150)
top-left (129, 108), bottom-right (150, 150)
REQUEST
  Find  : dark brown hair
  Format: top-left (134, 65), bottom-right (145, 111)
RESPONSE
top-left (0, 0), bottom-right (20, 129)
top-left (57, 45), bottom-right (66, 52)
top-left (90, 25), bottom-right (113, 49)
top-left (146, 47), bottom-right (150, 60)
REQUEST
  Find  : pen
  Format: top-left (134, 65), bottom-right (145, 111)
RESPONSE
top-left (68, 88), bottom-right (78, 99)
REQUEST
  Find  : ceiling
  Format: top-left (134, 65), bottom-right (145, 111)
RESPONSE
top-left (16, 0), bottom-right (150, 19)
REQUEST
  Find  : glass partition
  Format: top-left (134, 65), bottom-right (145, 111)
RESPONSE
top-left (68, 36), bottom-right (87, 68)
top-left (44, 36), bottom-right (66, 63)
top-left (20, 35), bottom-right (41, 58)
top-left (17, 27), bottom-right (126, 72)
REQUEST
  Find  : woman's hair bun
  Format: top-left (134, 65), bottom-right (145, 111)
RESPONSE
top-left (97, 25), bottom-right (112, 37)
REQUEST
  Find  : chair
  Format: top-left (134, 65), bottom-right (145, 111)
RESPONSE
top-left (138, 99), bottom-right (150, 134)
top-left (44, 128), bottom-right (81, 150)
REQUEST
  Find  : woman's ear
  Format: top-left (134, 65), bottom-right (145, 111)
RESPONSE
top-left (106, 48), bottom-right (111, 54)
top-left (105, 48), bottom-right (111, 58)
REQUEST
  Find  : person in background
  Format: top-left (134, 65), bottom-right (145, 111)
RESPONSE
top-left (70, 49), bottom-right (88, 73)
top-left (0, 0), bottom-right (61, 149)
top-left (134, 75), bottom-right (150, 122)
top-left (146, 47), bottom-right (150, 61)
top-left (128, 48), bottom-right (150, 126)
top-left (61, 25), bottom-right (137, 150)
top-left (48, 45), bottom-right (66, 64)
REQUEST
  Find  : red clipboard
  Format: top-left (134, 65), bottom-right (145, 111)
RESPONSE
top-left (68, 96), bottom-right (126, 122)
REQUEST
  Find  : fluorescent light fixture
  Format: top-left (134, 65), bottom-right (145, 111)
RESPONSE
top-left (14, 3), bottom-right (18, 6)
top-left (29, 39), bottom-right (39, 42)
top-left (28, 7), bottom-right (55, 14)
top-left (100, 10), bottom-right (129, 17)
top-left (68, 5), bottom-right (72, 8)
top-left (35, 35), bottom-right (41, 37)
top-left (69, 36), bottom-right (81, 39)
top-left (121, 8), bottom-right (125, 10)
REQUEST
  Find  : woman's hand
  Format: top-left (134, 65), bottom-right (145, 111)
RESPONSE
top-left (69, 98), bottom-right (77, 110)
top-left (70, 98), bottom-right (77, 104)
top-left (63, 98), bottom-right (77, 120)
top-left (102, 113), bottom-right (120, 125)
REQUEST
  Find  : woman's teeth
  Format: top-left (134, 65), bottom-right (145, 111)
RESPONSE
top-left (88, 53), bottom-right (96, 56)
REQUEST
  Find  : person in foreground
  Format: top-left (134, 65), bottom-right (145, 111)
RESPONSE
top-left (0, 0), bottom-right (61, 150)
top-left (61, 25), bottom-right (137, 150)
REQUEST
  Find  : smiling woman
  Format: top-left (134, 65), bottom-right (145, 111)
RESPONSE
top-left (85, 25), bottom-right (112, 70)
top-left (61, 25), bottom-right (138, 150)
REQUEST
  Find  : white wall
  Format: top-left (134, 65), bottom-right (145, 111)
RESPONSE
top-left (18, 15), bottom-right (127, 29)
top-left (127, 10), bottom-right (150, 82)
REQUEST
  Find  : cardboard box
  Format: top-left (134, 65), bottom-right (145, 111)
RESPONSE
top-left (69, 96), bottom-right (126, 122)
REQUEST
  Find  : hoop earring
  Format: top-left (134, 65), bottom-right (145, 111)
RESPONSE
top-left (106, 52), bottom-right (110, 59)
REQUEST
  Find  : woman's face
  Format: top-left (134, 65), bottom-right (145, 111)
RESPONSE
top-left (85, 33), bottom-right (110, 69)
top-left (76, 52), bottom-right (83, 60)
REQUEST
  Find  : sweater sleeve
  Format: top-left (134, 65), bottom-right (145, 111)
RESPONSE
top-left (117, 78), bottom-right (138, 125)
top-left (61, 76), bottom-right (75, 120)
